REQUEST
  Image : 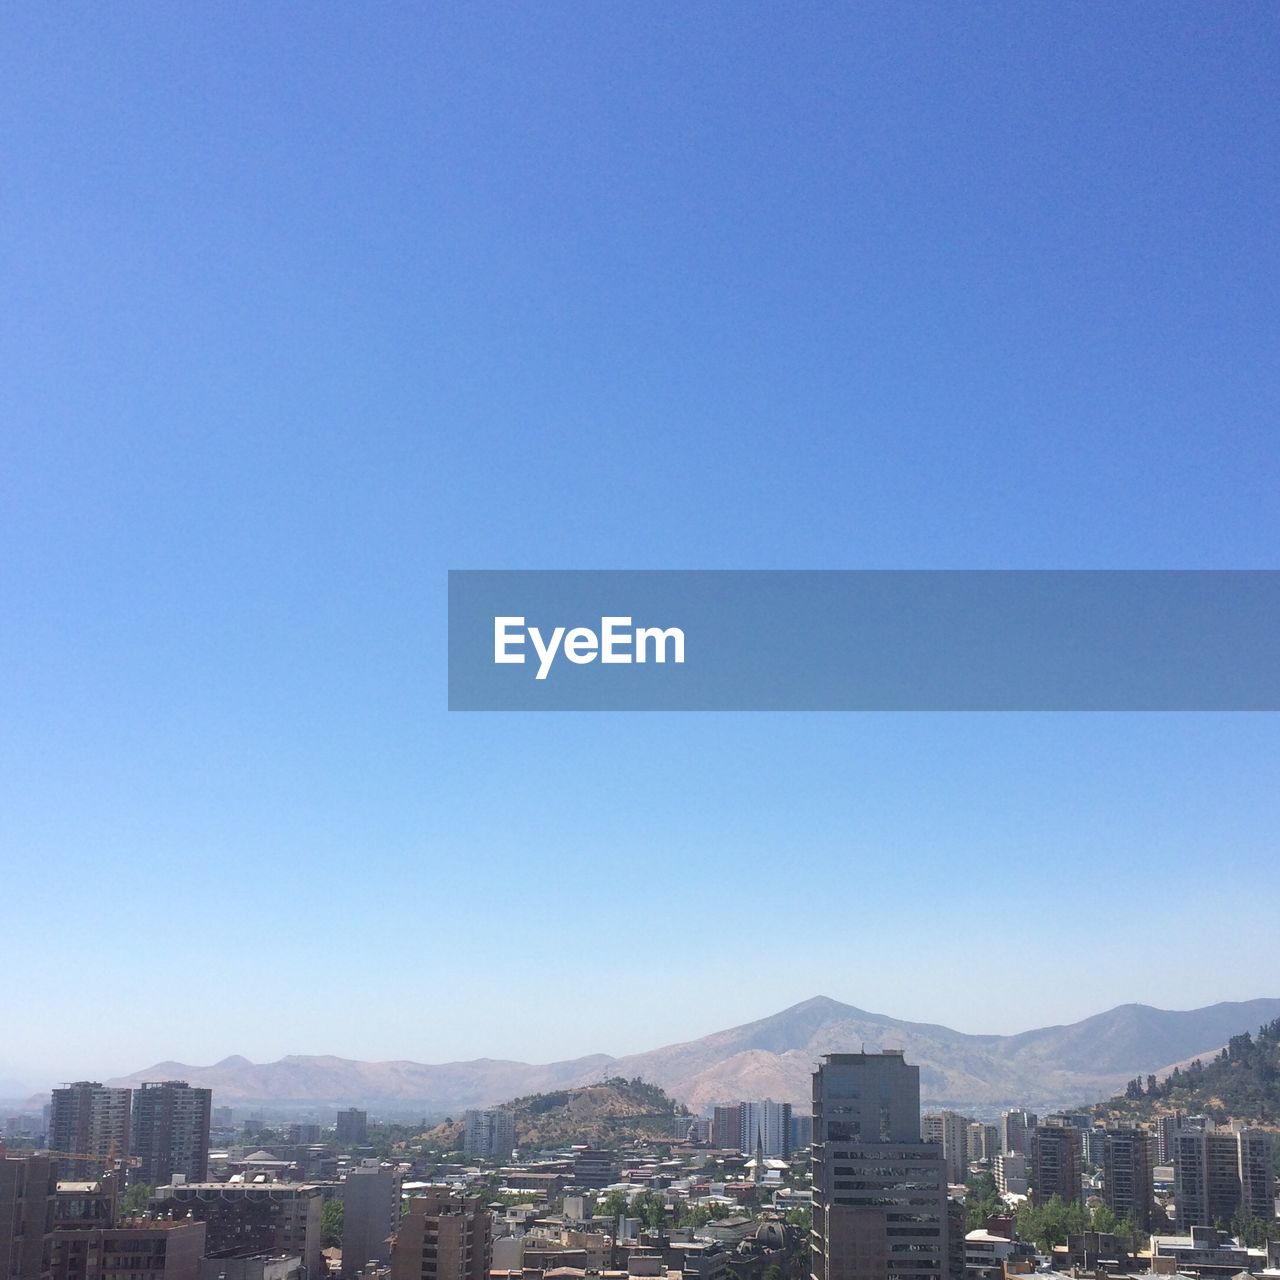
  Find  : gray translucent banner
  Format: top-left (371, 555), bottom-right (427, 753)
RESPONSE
top-left (447, 570), bottom-right (1279, 711)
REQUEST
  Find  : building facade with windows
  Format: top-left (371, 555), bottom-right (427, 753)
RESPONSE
top-left (810, 1051), bottom-right (948, 1280)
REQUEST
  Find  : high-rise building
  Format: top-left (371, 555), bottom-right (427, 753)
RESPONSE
top-left (1101, 1128), bottom-right (1153, 1231)
top-left (461, 1110), bottom-right (515, 1161)
top-left (1173, 1125), bottom-right (1275, 1230)
top-left (967, 1123), bottom-right (998, 1164)
top-left (921, 1112), bottom-right (969, 1184)
top-left (711, 1106), bottom-right (742, 1150)
top-left (335, 1110), bottom-right (367, 1145)
top-left (741, 1102), bottom-right (791, 1158)
top-left (48, 1087), bottom-right (131, 1181)
top-left (390, 1194), bottom-right (490, 1280)
top-left (1, 1153), bottom-right (56, 1280)
top-left (811, 1050), bottom-right (949, 1280)
top-left (130, 1083), bottom-right (211, 1187)
top-left (1029, 1124), bottom-right (1082, 1207)
top-left (790, 1114), bottom-right (814, 1152)
top-left (1237, 1128), bottom-right (1274, 1223)
top-left (994, 1152), bottom-right (1027, 1196)
top-left (341, 1161), bottom-right (402, 1279)
top-left (999, 1110), bottom-right (1036, 1157)
top-left (1154, 1112), bottom-right (1184, 1165)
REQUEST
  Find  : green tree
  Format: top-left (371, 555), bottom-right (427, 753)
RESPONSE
top-left (784, 1204), bottom-right (812, 1234)
top-left (1231, 1208), bottom-right (1271, 1248)
top-left (119, 1184), bottom-right (153, 1217)
top-left (964, 1171), bottom-right (1002, 1230)
top-left (631, 1190), bottom-right (668, 1234)
top-left (596, 1190), bottom-right (631, 1222)
top-left (322, 1197), bottom-right (344, 1248)
top-left (1089, 1204), bottom-right (1119, 1235)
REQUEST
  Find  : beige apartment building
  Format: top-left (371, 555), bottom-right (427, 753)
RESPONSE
top-left (391, 1194), bottom-right (490, 1280)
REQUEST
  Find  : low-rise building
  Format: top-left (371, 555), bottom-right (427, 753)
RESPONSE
top-left (1151, 1225), bottom-right (1268, 1276)
top-left (50, 1221), bottom-right (205, 1280)
top-left (148, 1182), bottom-right (322, 1279)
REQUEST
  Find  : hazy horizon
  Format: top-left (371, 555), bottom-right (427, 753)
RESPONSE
top-left (8, 991), bottom-right (1280, 1095)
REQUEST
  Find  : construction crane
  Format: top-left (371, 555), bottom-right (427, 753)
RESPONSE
top-left (0, 1138), bottom-right (139, 1169)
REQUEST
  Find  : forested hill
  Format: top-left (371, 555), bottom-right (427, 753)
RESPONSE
top-left (1099, 1018), bottom-right (1280, 1125)
top-left (421, 1077), bottom-right (686, 1151)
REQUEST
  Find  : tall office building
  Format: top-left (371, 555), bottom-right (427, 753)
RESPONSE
top-left (741, 1101), bottom-right (792, 1158)
top-left (1173, 1125), bottom-right (1275, 1230)
top-left (461, 1110), bottom-right (515, 1160)
top-left (811, 1050), bottom-right (948, 1280)
top-left (999, 1110), bottom-right (1036, 1157)
top-left (391, 1194), bottom-right (490, 1280)
top-left (1101, 1128), bottom-right (1153, 1231)
top-left (130, 1082), bottom-right (211, 1187)
top-left (921, 1112), bottom-right (970, 1184)
top-left (711, 1106), bottom-right (742, 1150)
top-left (336, 1109), bottom-right (367, 1145)
top-left (1029, 1124), bottom-right (1082, 1207)
top-left (48, 1086), bottom-right (131, 1180)
top-left (341, 1161), bottom-right (402, 1279)
top-left (1, 1153), bottom-right (56, 1280)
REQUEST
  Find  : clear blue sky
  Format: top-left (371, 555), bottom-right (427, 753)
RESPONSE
top-left (2, 4), bottom-right (1277, 1089)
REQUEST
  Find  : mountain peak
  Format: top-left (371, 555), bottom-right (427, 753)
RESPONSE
top-left (98, 996), bottom-right (1280, 1118)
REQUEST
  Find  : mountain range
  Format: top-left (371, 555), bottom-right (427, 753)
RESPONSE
top-left (100, 995), bottom-right (1280, 1115)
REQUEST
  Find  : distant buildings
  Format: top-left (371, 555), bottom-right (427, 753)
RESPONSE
top-left (999, 1109), bottom-right (1035, 1157)
top-left (707, 1101), bottom-right (791, 1158)
top-left (1029, 1122), bottom-right (1082, 1207)
top-left (461, 1110), bottom-right (515, 1161)
top-left (921, 1111), bottom-right (969, 1184)
top-left (811, 1050), bottom-right (948, 1280)
top-left (710, 1106), bottom-right (740, 1150)
top-left (130, 1082), bottom-right (212, 1187)
top-left (48, 1086), bottom-right (131, 1180)
top-left (335, 1110), bottom-right (367, 1145)
top-left (390, 1194), bottom-right (490, 1280)
top-left (739, 1102), bottom-right (791, 1159)
top-left (340, 1161), bottom-right (401, 1279)
top-left (967, 1122), bottom-right (998, 1163)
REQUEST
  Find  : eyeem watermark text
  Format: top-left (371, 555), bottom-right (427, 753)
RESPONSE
top-left (494, 615), bottom-right (686, 680)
